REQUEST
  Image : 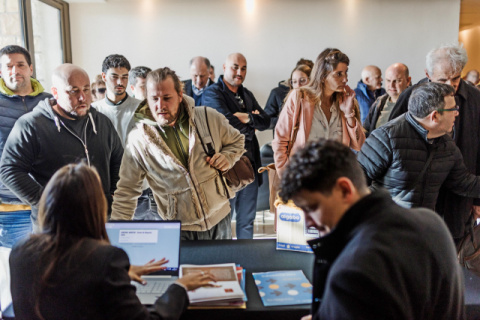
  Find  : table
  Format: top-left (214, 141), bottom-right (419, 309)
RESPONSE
top-left (180, 239), bottom-right (314, 320)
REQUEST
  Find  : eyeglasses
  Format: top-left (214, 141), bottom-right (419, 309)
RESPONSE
top-left (437, 106), bottom-right (460, 112)
top-left (97, 88), bottom-right (106, 94)
top-left (290, 78), bottom-right (309, 86)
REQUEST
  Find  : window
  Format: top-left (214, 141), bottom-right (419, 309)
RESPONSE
top-left (20, 0), bottom-right (71, 88)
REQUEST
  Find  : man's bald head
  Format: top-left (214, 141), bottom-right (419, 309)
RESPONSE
top-left (385, 63), bottom-right (411, 102)
top-left (361, 65), bottom-right (382, 91)
top-left (51, 64), bottom-right (91, 119)
top-left (223, 53), bottom-right (247, 91)
top-left (189, 56), bottom-right (211, 90)
top-left (52, 64), bottom-right (89, 90)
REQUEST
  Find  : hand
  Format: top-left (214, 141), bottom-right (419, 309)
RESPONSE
top-left (301, 315), bottom-right (312, 320)
top-left (129, 258), bottom-right (169, 284)
top-left (472, 206), bottom-right (480, 220)
top-left (252, 110), bottom-right (260, 115)
top-left (233, 112), bottom-right (250, 124)
top-left (176, 271), bottom-right (218, 291)
top-left (206, 153), bottom-right (230, 171)
top-left (338, 85), bottom-right (356, 116)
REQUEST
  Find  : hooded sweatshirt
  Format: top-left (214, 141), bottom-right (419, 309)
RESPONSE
top-left (0, 78), bottom-right (52, 204)
top-left (0, 98), bottom-right (124, 220)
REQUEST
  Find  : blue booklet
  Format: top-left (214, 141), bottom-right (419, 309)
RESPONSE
top-left (252, 270), bottom-right (312, 306)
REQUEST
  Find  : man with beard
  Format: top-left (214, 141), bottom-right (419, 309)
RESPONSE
top-left (92, 54), bottom-right (141, 146)
top-left (0, 45), bottom-right (52, 247)
top-left (203, 53), bottom-right (270, 239)
top-left (0, 64), bottom-right (123, 232)
top-left (92, 55), bottom-right (157, 220)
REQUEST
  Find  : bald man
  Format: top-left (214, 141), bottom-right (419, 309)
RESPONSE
top-left (203, 53), bottom-right (270, 239)
top-left (363, 63), bottom-right (411, 136)
top-left (0, 63), bottom-right (123, 231)
top-left (354, 65), bottom-right (386, 123)
top-left (183, 56), bottom-right (214, 106)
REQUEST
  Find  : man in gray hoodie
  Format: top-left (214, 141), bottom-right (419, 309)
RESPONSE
top-left (0, 64), bottom-right (123, 232)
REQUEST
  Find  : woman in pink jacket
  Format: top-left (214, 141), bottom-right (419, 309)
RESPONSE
top-left (273, 48), bottom-right (366, 178)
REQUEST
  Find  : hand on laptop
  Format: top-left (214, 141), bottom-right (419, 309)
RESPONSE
top-left (129, 258), bottom-right (169, 285)
top-left (176, 271), bottom-right (218, 291)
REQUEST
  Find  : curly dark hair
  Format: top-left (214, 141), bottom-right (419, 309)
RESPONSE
top-left (101, 54), bottom-right (131, 73)
top-left (279, 139), bottom-right (366, 202)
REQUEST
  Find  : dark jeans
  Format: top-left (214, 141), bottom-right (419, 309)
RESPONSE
top-left (133, 188), bottom-right (161, 220)
top-left (180, 214), bottom-right (232, 240)
top-left (230, 178), bottom-right (258, 239)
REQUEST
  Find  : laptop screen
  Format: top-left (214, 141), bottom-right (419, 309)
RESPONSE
top-left (106, 220), bottom-right (181, 276)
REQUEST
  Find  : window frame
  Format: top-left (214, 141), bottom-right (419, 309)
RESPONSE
top-left (19, 0), bottom-right (72, 77)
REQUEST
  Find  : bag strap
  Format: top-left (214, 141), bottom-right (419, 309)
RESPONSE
top-left (286, 97), bottom-right (303, 157)
top-left (194, 107), bottom-right (231, 198)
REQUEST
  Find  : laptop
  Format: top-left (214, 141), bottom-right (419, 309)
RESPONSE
top-left (106, 220), bottom-right (181, 304)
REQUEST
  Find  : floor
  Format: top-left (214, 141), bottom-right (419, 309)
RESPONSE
top-left (231, 210), bottom-right (276, 239)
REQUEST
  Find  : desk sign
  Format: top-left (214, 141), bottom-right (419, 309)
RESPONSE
top-left (276, 204), bottom-right (319, 253)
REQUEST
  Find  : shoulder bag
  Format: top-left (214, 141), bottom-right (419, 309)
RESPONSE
top-left (195, 107), bottom-right (255, 199)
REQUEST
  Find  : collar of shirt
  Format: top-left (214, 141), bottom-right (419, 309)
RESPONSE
top-left (105, 94), bottom-right (129, 106)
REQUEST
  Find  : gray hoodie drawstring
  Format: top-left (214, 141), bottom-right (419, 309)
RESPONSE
top-left (88, 112), bottom-right (97, 134)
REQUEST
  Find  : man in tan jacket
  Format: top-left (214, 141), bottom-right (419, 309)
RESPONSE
top-left (111, 67), bottom-right (245, 240)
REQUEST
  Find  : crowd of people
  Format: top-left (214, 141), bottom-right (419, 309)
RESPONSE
top-left (0, 42), bottom-right (479, 318)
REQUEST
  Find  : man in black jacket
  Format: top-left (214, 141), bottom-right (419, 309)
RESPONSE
top-left (387, 44), bottom-right (480, 241)
top-left (203, 53), bottom-right (270, 239)
top-left (279, 139), bottom-right (464, 320)
top-left (358, 82), bottom-right (480, 212)
top-left (363, 63), bottom-right (411, 136)
top-left (0, 64), bottom-right (123, 231)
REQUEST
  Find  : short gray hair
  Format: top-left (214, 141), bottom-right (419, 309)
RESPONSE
top-left (425, 44), bottom-right (468, 75)
top-left (408, 82), bottom-right (455, 118)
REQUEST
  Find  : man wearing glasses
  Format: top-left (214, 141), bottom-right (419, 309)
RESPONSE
top-left (357, 82), bottom-right (480, 214)
top-left (0, 64), bottom-right (123, 232)
top-left (389, 44), bottom-right (480, 244)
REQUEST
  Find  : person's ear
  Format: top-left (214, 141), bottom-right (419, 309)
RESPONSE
top-left (425, 69), bottom-right (431, 81)
top-left (101, 72), bottom-right (107, 83)
top-left (51, 86), bottom-right (58, 99)
top-left (337, 177), bottom-right (354, 200)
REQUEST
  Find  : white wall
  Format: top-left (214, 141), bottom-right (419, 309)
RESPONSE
top-left (69, 0), bottom-right (461, 144)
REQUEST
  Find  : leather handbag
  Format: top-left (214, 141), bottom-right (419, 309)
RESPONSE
top-left (195, 107), bottom-right (255, 199)
top-left (457, 214), bottom-right (480, 276)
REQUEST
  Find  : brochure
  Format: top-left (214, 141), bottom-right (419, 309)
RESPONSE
top-left (252, 270), bottom-right (312, 307)
top-left (180, 263), bottom-right (246, 305)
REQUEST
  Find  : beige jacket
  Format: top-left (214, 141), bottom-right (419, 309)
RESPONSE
top-left (111, 100), bottom-right (245, 231)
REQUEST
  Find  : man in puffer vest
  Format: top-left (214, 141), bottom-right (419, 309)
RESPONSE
top-left (0, 45), bottom-right (52, 247)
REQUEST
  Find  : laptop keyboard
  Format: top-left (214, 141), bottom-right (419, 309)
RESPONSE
top-left (134, 280), bottom-right (175, 294)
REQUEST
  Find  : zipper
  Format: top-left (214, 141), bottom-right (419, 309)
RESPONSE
top-left (22, 96), bottom-right (27, 111)
top-left (58, 117), bottom-right (91, 166)
top-left (172, 124), bottom-right (209, 230)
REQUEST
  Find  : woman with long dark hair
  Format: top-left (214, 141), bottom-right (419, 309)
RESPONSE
top-left (9, 162), bottom-right (214, 320)
top-left (273, 48), bottom-right (366, 178)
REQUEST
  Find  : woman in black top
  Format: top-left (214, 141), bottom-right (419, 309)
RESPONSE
top-left (10, 162), bottom-right (215, 320)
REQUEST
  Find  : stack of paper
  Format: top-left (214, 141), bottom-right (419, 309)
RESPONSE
top-left (180, 263), bottom-right (246, 309)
